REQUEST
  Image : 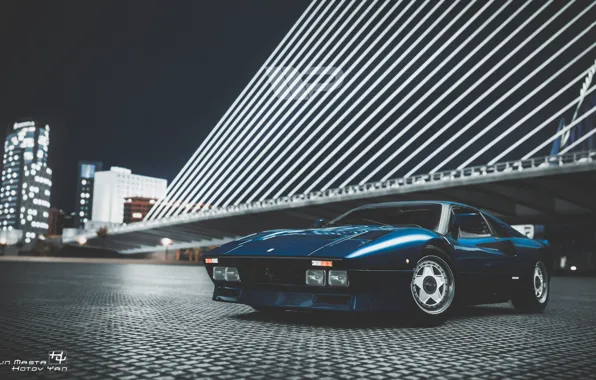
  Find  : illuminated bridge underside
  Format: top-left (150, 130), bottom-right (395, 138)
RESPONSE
top-left (71, 152), bottom-right (596, 254)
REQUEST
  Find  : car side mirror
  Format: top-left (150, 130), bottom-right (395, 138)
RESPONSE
top-left (313, 218), bottom-right (327, 228)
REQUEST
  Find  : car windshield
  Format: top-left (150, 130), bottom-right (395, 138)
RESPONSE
top-left (329, 205), bottom-right (442, 231)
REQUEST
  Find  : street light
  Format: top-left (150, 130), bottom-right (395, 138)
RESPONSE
top-left (161, 238), bottom-right (173, 260)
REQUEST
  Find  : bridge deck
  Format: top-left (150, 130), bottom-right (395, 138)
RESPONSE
top-left (66, 151), bottom-right (596, 253)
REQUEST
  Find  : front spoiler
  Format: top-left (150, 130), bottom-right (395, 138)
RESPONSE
top-left (212, 270), bottom-right (413, 312)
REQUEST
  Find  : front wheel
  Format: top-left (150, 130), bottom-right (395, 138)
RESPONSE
top-left (511, 260), bottom-right (549, 313)
top-left (409, 254), bottom-right (456, 326)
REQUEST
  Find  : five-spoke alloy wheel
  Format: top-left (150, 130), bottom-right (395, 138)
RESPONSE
top-left (410, 253), bottom-right (455, 324)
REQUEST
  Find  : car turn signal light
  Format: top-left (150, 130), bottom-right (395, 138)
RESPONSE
top-left (205, 258), bottom-right (218, 264)
top-left (312, 260), bottom-right (333, 267)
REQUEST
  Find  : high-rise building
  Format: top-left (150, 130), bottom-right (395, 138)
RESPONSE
top-left (91, 167), bottom-right (166, 224)
top-left (0, 120), bottom-right (52, 243)
top-left (74, 161), bottom-right (103, 228)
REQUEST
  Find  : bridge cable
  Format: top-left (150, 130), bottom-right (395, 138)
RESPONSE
top-left (152, 0), bottom-right (337, 219)
top-left (523, 101), bottom-right (596, 159)
top-left (145, 0), bottom-right (321, 220)
top-left (230, 0), bottom-right (450, 205)
top-left (219, 0), bottom-right (423, 207)
top-left (164, 0), bottom-right (383, 218)
top-left (393, 4), bottom-right (595, 178)
top-left (357, 1), bottom-right (589, 184)
top-left (297, 0), bottom-right (512, 195)
top-left (148, 0), bottom-right (338, 219)
top-left (299, 0), bottom-right (559, 191)
top-left (454, 64), bottom-right (596, 169)
top-left (428, 39), bottom-right (596, 173)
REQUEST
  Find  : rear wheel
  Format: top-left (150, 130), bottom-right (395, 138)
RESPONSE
top-left (409, 253), bottom-right (456, 325)
top-left (512, 260), bottom-right (549, 313)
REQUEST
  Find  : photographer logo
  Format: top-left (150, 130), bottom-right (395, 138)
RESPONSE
top-left (48, 351), bottom-right (67, 365)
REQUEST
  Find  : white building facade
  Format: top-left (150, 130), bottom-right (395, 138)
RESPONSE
top-left (90, 167), bottom-right (166, 225)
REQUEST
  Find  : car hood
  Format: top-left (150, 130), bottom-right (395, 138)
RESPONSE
top-left (211, 226), bottom-right (400, 258)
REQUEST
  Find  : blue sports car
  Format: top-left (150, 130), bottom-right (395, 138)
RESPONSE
top-left (204, 201), bottom-right (551, 324)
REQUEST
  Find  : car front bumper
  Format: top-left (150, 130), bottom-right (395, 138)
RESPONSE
top-left (212, 269), bottom-right (414, 312)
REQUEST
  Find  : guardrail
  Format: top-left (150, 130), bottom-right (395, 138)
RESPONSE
top-left (78, 150), bottom-right (596, 239)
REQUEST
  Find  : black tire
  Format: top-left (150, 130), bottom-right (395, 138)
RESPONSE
top-left (512, 260), bottom-right (549, 313)
top-left (408, 249), bottom-right (456, 326)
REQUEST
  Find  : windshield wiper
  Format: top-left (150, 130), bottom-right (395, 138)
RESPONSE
top-left (361, 218), bottom-right (393, 227)
top-left (392, 224), bottom-right (423, 228)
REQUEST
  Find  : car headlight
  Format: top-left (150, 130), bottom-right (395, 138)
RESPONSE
top-left (328, 270), bottom-right (349, 287)
top-left (212, 266), bottom-right (225, 281)
top-left (224, 267), bottom-right (241, 282)
top-left (305, 269), bottom-right (326, 286)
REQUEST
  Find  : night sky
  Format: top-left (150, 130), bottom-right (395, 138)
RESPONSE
top-left (0, 0), bottom-right (309, 212)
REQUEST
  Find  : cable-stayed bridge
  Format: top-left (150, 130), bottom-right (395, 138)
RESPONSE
top-left (65, 0), bottom-right (596, 253)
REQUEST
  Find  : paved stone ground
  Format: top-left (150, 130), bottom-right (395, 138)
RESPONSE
top-left (0, 261), bottom-right (594, 380)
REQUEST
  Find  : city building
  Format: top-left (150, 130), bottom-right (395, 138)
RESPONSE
top-left (0, 120), bottom-right (52, 243)
top-left (74, 161), bottom-right (103, 228)
top-left (47, 208), bottom-right (64, 236)
top-left (123, 197), bottom-right (157, 224)
top-left (91, 167), bottom-right (166, 224)
top-left (47, 208), bottom-right (75, 236)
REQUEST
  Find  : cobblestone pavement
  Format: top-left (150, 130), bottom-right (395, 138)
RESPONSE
top-left (0, 261), bottom-right (595, 380)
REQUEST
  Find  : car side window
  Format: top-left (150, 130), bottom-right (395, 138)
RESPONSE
top-left (484, 214), bottom-right (527, 239)
top-left (451, 207), bottom-right (492, 238)
top-left (484, 216), bottom-right (510, 238)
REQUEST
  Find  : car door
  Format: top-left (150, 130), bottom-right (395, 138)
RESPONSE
top-left (449, 207), bottom-right (516, 303)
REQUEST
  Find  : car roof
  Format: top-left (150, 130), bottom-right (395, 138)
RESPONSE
top-left (352, 200), bottom-right (472, 210)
